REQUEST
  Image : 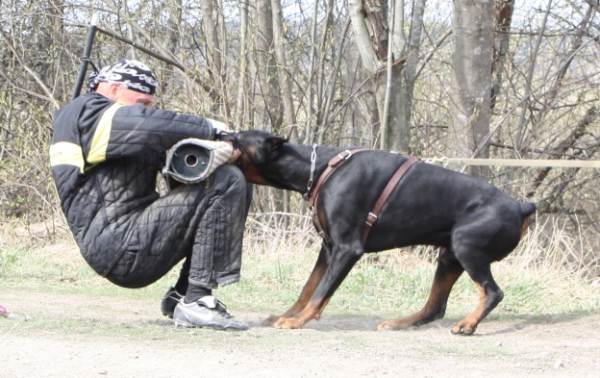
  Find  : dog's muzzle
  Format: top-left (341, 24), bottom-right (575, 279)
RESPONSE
top-left (163, 138), bottom-right (233, 184)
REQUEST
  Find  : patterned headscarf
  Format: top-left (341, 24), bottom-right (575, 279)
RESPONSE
top-left (87, 59), bottom-right (157, 95)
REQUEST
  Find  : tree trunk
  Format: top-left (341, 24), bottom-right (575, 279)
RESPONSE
top-left (271, 0), bottom-right (297, 141)
top-left (303, 0), bottom-right (321, 144)
top-left (252, 0), bottom-right (283, 132)
top-left (315, 0), bottom-right (336, 146)
top-left (201, 0), bottom-right (226, 117)
top-left (449, 0), bottom-right (494, 179)
top-left (234, 0), bottom-right (249, 130)
top-left (349, 0), bottom-right (426, 152)
top-left (252, 0), bottom-right (286, 218)
top-left (490, 0), bottom-right (514, 112)
top-left (386, 0), bottom-right (426, 153)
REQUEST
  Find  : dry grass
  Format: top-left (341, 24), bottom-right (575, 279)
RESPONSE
top-left (1, 213), bottom-right (599, 320)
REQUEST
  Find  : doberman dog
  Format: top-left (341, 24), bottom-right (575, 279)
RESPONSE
top-left (233, 129), bottom-right (536, 335)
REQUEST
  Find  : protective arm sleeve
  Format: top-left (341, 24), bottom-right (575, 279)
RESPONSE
top-left (83, 101), bottom-right (218, 164)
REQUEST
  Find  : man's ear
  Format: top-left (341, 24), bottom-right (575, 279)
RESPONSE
top-left (265, 136), bottom-right (287, 160)
top-left (107, 82), bottom-right (121, 101)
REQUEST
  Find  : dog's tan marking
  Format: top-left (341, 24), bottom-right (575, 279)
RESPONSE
top-left (378, 250), bottom-right (463, 330)
top-left (263, 253), bottom-right (329, 326)
top-left (272, 299), bottom-right (325, 329)
top-left (451, 282), bottom-right (487, 335)
top-left (237, 150), bottom-right (270, 186)
top-left (520, 214), bottom-right (534, 238)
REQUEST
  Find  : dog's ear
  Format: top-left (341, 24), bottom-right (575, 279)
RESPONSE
top-left (265, 136), bottom-right (287, 160)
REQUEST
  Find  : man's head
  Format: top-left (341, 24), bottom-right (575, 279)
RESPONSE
top-left (88, 59), bottom-right (157, 108)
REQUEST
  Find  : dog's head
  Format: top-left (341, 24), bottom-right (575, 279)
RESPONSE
top-left (231, 129), bottom-right (287, 186)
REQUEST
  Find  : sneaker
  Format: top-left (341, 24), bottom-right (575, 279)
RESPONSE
top-left (173, 296), bottom-right (248, 331)
top-left (160, 286), bottom-right (183, 318)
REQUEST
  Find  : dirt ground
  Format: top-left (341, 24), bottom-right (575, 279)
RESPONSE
top-left (1, 289), bottom-right (599, 378)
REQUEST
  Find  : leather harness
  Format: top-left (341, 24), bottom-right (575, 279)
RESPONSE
top-left (307, 149), bottom-right (420, 246)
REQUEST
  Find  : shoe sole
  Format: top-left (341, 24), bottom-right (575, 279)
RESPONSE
top-left (173, 319), bottom-right (247, 331)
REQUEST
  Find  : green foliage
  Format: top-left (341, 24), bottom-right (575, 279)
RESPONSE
top-left (0, 247), bottom-right (21, 267)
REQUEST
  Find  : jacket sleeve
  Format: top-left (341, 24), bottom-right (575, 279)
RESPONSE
top-left (82, 96), bottom-right (216, 165)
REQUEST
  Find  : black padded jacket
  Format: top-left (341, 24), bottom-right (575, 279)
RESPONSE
top-left (50, 92), bottom-right (216, 276)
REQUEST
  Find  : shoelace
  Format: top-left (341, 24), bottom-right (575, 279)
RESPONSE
top-left (215, 300), bottom-right (233, 319)
top-left (168, 292), bottom-right (183, 301)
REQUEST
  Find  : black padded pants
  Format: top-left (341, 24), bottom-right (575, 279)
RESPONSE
top-left (106, 164), bottom-right (252, 289)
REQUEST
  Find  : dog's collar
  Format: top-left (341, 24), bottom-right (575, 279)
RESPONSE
top-left (303, 143), bottom-right (318, 201)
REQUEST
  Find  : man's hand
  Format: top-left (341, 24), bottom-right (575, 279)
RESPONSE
top-left (208, 118), bottom-right (231, 132)
top-left (205, 119), bottom-right (239, 162)
top-left (215, 130), bottom-right (235, 142)
top-left (208, 119), bottom-right (235, 142)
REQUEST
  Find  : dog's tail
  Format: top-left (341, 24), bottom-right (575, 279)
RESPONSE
top-left (519, 202), bottom-right (537, 238)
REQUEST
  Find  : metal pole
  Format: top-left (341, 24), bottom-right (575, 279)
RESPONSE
top-left (72, 14), bottom-right (98, 101)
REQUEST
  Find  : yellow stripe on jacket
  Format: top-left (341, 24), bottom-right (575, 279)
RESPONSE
top-left (49, 142), bottom-right (85, 173)
top-left (87, 102), bottom-right (126, 165)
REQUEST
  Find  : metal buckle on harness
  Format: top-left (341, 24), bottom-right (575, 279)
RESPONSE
top-left (338, 150), bottom-right (353, 160)
top-left (365, 212), bottom-right (378, 226)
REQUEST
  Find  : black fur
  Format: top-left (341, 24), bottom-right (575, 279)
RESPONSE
top-left (235, 130), bottom-right (536, 335)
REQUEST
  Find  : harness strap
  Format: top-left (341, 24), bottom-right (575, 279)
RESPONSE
top-left (308, 148), bottom-right (420, 246)
top-left (362, 157), bottom-right (420, 245)
top-left (309, 149), bottom-right (368, 239)
top-left (308, 149), bottom-right (368, 206)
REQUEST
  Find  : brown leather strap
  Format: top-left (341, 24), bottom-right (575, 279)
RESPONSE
top-left (309, 149), bottom-right (368, 239)
top-left (308, 149), bottom-right (367, 207)
top-left (362, 158), bottom-right (420, 245)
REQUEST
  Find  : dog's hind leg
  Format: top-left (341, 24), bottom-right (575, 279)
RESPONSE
top-left (262, 243), bottom-right (330, 326)
top-left (450, 257), bottom-right (503, 336)
top-left (377, 248), bottom-right (464, 331)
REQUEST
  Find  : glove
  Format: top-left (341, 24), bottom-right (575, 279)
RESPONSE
top-left (208, 118), bottom-right (230, 132)
top-left (208, 140), bottom-right (235, 168)
top-left (207, 118), bottom-right (234, 141)
top-left (215, 131), bottom-right (235, 142)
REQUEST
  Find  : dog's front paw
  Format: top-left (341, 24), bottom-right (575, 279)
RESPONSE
top-left (274, 317), bottom-right (302, 329)
top-left (451, 320), bottom-right (477, 336)
top-left (262, 315), bottom-right (281, 326)
top-left (377, 320), bottom-right (402, 331)
top-left (377, 318), bottom-right (417, 331)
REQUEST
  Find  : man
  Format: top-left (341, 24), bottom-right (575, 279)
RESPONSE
top-left (50, 59), bottom-right (251, 331)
